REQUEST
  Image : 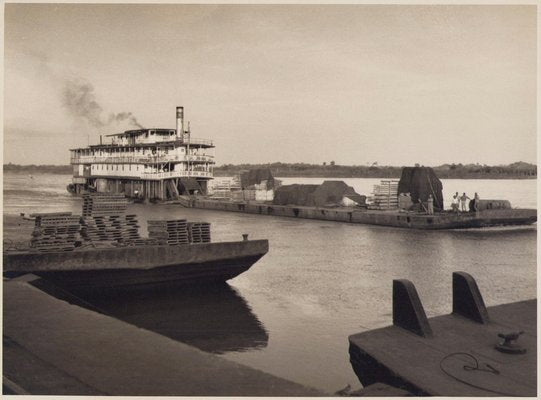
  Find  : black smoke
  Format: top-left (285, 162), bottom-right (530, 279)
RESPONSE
top-left (62, 80), bottom-right (143, 129)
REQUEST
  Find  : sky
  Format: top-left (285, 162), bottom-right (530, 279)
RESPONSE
top-left (3, 4), bottom-right (537, 166)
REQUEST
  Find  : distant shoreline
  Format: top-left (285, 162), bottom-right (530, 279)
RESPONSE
top-left (4, 162), bottom-right (537, 180)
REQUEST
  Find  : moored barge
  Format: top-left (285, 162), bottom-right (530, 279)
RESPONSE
top-left (3, 239), bottom-right (269, 292)
top-left (348, 272), bottom-right (536, 396)
top-left (180, 197), bottom-right (537, 230)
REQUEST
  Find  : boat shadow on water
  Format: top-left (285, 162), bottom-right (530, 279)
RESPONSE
top-left (31, 278), bottom-right (269, 354)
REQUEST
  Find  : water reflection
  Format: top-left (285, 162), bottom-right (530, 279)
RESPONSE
top-left (33, 280), bottom-right (268, 354)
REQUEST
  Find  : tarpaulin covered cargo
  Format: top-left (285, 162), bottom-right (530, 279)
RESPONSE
top-left (179, 178), bottom-right (202, 195)
top-left (273, 184), bottom-right (319, 206)
top-left (398, 167), bottom-right (444, 211)
top-left (240, 169), bottom-right (276, 190)
top-left (273, 181), bottom-right (364, 207)
top-left (313, 180), bottom-right (359, 207)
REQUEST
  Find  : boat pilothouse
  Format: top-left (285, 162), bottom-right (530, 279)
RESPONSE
top-left (69, 107), bottom-right (215, 200)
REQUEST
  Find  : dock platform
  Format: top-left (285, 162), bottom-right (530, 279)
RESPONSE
top-left (3, 277), bottom-right (324, 396)
top-left (348, 272), bottom-right (537, 396)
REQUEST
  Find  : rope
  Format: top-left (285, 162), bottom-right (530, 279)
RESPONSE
top-left (439, 352), bottom-right (521, 396)
top-left (426, 175), bottom-right (441, 209)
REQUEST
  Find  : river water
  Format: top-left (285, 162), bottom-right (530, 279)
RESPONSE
top-left (3, 172), bottom-right (537, 393)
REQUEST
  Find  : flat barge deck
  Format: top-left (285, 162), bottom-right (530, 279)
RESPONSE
top-left (180, 197), bottom-right (537, 229)
top-left (348, 272), bottom-right (536, 396)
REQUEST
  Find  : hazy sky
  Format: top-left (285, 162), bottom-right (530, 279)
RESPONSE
top-left (4, 4), bottom-right (537, 166)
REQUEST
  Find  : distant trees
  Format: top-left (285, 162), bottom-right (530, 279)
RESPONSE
top-left (3, 161), bottom-right (536, 179)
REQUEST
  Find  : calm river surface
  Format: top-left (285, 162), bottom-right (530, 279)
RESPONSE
top-left (3, 172), bottom-right (537, 393)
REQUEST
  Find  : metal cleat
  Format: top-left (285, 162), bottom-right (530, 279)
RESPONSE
top-left (495, 331), bottom-right (526, 354)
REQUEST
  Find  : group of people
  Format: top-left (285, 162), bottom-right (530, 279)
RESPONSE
top-left (451, 192), bottom-right (479, 213)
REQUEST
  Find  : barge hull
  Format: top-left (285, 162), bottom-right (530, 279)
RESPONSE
top-left (186, 198), bottom-right (536, 229)
top-left (33, 254), bottom-right (264, 292)
top-left (3, 240), bottom-right (269, 291)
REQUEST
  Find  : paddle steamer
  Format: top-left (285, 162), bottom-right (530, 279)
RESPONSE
top-left (68, 107), bottom-right (214, 200)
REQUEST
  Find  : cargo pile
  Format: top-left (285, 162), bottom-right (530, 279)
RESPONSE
top-left (147, 219), bottom-right (190, 245)
top-left (80, 193), bottom-right (140, 245)
top-left (369, 180), bottom-right (399, 210)
top-left (188, 222), bottom-right (211, 243)
top-left (30, 212), bottom-right (82, 252)
top-left (398, 167), bottom-right (444, 211)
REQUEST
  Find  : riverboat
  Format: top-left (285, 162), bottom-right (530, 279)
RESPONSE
top-left (68, 107), bottom-right (215, 201)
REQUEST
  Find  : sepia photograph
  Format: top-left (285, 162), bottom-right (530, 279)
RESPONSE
top-left (3, 2), bottom-right (537, 396)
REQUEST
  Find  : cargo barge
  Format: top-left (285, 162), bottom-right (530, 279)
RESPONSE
top-left (3, 239), bottom-right (269, 292)
top-left (179, 197), bottom-right (537, 230)
top-left (3, 194), bottom-right (269, 291)
top-left (348, 272), bottom-right (536, 396)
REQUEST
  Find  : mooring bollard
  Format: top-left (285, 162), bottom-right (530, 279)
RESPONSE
top-left (242, 234), bottom-right (249, 241)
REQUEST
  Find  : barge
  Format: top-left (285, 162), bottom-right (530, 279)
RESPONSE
top-left (3, 194), bottom-right (269, 292)
top-left (348, 272), bottom-right (536, 396)
top-left (180, 197), bottom-right (537, 230)
top-left (3, 239), bottom-right (269, 292)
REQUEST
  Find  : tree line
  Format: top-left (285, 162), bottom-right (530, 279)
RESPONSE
top-left (215, 162), bottom-right (537, 179)
top-left (4, 161), bottom-right (536, 179)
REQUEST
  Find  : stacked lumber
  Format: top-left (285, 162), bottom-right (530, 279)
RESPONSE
top-left (30, 212), bottom-right (82, 252)
top-left (81, 215), bottom-right (140, 244)
top-left (188, 222), bottom-right (211, 244)
top-left (369, 180), bottom-right (399, 210)
top-left (80, 193), bottom-right (140, 244)
top-left (82, 193), bottom-right (128, 217)
top-left (147, 219), bottom-right (189, 245)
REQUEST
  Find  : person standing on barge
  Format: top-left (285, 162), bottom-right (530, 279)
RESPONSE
top-left (459, 193), bottom-right (470, 212)
top-left (427, 194), bottom-right (434, 215)
top-left (451, 192), bottom-right (459, 213)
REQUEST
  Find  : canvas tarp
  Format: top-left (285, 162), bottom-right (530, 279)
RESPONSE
top-left (398, 167), bottom-right (444, 210)
top-left (273, 184), bottom-right (319, 206)
top-left (240, 169), bottom-right (276, 190)
top-left (273, 180), bottom-right (364, 207)
top-left (179, 178), bottom-right (202, 194)
top-left (313, 180), bottom-right (359, 207)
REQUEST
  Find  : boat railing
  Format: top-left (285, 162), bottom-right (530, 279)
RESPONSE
top-left (184, 138), bottom-right (214, 147)
top-left (141, 170), bottom-right (213, 180)
top-left (71, 154), bottom-right (214, 164)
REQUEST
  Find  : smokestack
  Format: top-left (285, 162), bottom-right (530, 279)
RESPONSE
top-left (176, 106), bottom-right (184, 140)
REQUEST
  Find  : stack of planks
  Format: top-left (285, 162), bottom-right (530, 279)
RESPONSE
top-left (80, 193), bottom-right (140, 245)
top-left (30, 212), bottom-right (82, 252)
top-left (188, 222), bottom-right (211, 244)
top-left (147, 219), bottom-right (190, 245)
top-left (369, 180), bottom-right (399, 210)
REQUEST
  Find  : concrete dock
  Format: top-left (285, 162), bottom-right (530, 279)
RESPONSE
top-left (3, 277), bottom-right (324, 396)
